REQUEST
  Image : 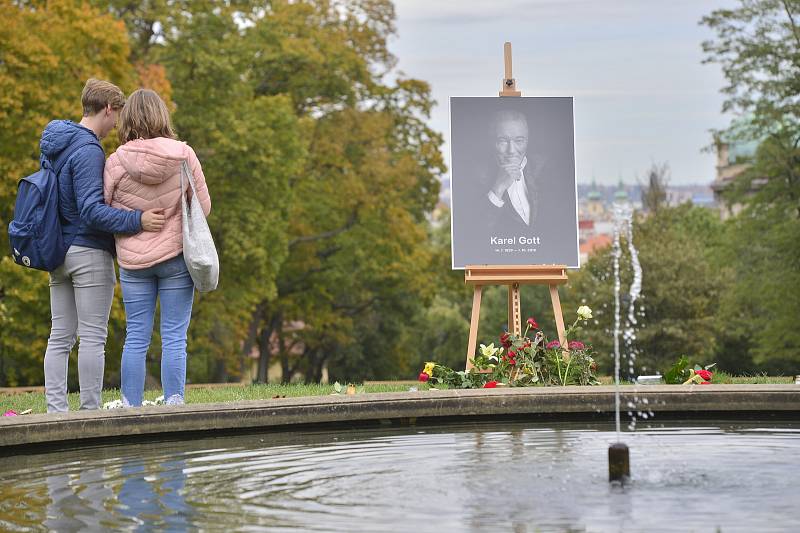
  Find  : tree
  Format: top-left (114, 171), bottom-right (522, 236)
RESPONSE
top-left (0, 0), bottom-right (136, 386)
top-left (223, 1), bottom-right (446, 383)
top-left (2, 1), bottom-right (446, 385)
top-left (101, 0), bottom-right (445, 383)
top-left (640, 162), bottom-right (669, 214)
top-left (561, 204), bottom-right (726, 377)
top-left (702, 0), bottom-right (800, 373)
top-left (711, 137), bottom-right (800, 373)
top-left (702, 0), bottom-right (800, 136)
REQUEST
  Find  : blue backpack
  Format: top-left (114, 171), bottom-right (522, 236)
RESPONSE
top-left (8, 140), bottom-right (94, 271)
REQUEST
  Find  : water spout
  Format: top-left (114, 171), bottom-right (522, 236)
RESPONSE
top-left (608, 442), bottom-right (630, 483)
top-left (609, 198), bottom-right (640, 483)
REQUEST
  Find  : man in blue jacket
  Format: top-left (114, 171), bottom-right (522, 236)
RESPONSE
top-left (42, 79), bottom-right (165, 413)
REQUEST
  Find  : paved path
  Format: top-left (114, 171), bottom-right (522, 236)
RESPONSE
top-left (1, 385), bottom-right (798, 452)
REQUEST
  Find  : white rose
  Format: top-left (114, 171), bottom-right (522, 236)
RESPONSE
top-left (577, 305), bottom-right (593, 320)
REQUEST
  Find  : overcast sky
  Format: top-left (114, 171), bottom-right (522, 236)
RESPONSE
top-left (389, 0), bottom-right (738, 186)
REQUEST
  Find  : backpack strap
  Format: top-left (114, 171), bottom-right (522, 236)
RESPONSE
top-left (49, 138), bottom-right (102, 176)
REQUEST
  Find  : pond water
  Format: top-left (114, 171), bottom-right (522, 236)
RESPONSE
top-left (1, 419), bottom-right (798, 532)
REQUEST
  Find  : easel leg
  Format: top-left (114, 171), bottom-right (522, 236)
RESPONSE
top-left (466, 285), bottom-right (483, 371)
top-left (508, 283), bottom-right (521, 335)
top-left (549, 284), bottom-right (567, 348)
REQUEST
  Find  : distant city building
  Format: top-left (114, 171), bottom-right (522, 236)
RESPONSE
top-left (575, 178), bottom-right (717, 263)
top-left (579, 234), bottom-right (612, 264)
top-left (690, 193), bottom-right (716, 208)
top-left (584, 180), bottom-right (607, 220)
top-left (578, 219), bottom-right (595, 243)
top-left (712, 127), bottom-right (764, 219)
top-left (613, 180), bottom-right (630, 205)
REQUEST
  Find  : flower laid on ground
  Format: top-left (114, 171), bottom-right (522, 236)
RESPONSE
top-left (142, 396), bottom-right (165, 406)
top-left (683, 368), bottom-right (714, 385)
top-left (104, 395), bottom-right (165, 409)
top-left (332, 382), bottom-right (363, 395)
top-left (3, 409), bottom-right (17, 417)
top-left (696, 369), bottom-right (712, 381)
top-left (663, 355), bottom-right (716, 385)
top-left (103, 399), bottom-right (124, 410)
top-left (418, 307), bottom-right (600, 389)
top-left (418, 361), bottom-right (436, 382)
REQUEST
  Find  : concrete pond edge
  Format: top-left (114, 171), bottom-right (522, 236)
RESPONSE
top-left (1, 385), bottom-right (798, 453)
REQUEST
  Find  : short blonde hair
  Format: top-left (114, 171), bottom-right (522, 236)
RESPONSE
top-left (118, 89), bottom-right (176, 144)
top-left (82, 78), bottom-right (125, 116)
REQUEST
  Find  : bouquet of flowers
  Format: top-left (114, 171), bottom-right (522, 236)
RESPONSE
top-left (418, 306), bottom-right (600, 388)
top-left (663, 355), bottom-right (716, 385)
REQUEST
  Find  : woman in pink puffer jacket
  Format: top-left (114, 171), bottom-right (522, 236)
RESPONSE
top-left (104, 89), bottom-right (211, 407)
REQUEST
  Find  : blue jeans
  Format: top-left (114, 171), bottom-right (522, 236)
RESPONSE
top-left (120, 254), bottom-right (194, 406)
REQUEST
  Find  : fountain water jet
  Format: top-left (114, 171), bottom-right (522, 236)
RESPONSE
top-left (609, 199), bottom-right (641, 483)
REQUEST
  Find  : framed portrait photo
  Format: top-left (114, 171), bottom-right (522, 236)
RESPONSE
top-left (449, 96), bottom-right (579, 269)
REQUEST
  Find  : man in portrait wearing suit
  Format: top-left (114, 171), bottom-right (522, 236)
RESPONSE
top-left (484, 109), bottom-right (540, 233)
top-left (451, 98), bottom-right (578, 269)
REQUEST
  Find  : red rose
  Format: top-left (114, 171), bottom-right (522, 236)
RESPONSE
top-left (418, 372), bottom-right (429, 382)
top-left (546, 340), bottom-right (561, 350)
top-left (500, 332), bottom-right (512, 348)
top-left (508, 350), bottom-right (516, 357)
top-left (568, 341), bottom-right (585, 350)
top-left (527, 317), bottom-right (539, 329)
top-left (484, 381), bottom-right (498, 388)
top-left (696, 370), bottom-right (712, 381)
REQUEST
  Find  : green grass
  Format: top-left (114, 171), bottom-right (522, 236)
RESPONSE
top-left (0, 383), bottom-right (422, 415)
top-left (702, 371), bottom-right (793, 384)
top-left (597, 373), bottom-right (793, 385)
top-left (2, 375), bottom-right (794, 415)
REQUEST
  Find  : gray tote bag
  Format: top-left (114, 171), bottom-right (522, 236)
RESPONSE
top-left (180, 160), bottom-right (219, 292)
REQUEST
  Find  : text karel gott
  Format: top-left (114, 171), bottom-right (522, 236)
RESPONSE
top-left (490, 236), bottom-right (541, 245)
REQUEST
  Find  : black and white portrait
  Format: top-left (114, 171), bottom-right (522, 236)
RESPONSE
top-left (449, 97), bottom-right (579, 268)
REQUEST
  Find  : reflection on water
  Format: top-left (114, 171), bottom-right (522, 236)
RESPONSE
top-left (1, 420), bottom-right (799, 532)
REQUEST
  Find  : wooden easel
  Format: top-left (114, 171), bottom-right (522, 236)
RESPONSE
top-left (499, 41), bottom-right (522, 97)
top-left (464, 43), bottom-right (570, 371)
top-left (464, 265), bottom-right (569, 370)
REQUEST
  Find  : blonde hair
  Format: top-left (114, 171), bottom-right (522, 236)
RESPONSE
top-left (82, 78), bottom-right (125, 116)
top-left (118, 89), bottom-right (176, 144)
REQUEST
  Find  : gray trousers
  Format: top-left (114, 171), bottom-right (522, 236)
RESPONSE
top-left (44, 245), bottom-right (116, 412)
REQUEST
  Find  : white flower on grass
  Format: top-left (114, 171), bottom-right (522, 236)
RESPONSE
top-left (102, 399), bottom-right (123, 410)
top-left (142, 395), bottom-right (166, 407)
top-left (577, 306), bottom-right (593, 321)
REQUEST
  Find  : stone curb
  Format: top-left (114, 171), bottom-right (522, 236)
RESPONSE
top-left (1, 385), bottom-right (798, 451)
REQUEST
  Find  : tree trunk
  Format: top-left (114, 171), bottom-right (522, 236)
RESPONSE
top-left (241, 303), bottom-right (265, 382)
top-left (213, 356), bottom-right (228, 383)
top-left (279, 322), bottom-right (292, 382)
top-left (304, 349), bottom-right (326, 383)
top-left (256, 312), bottom-right (280, 383)
top-left (256, 325), bottom-right (271, 384)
